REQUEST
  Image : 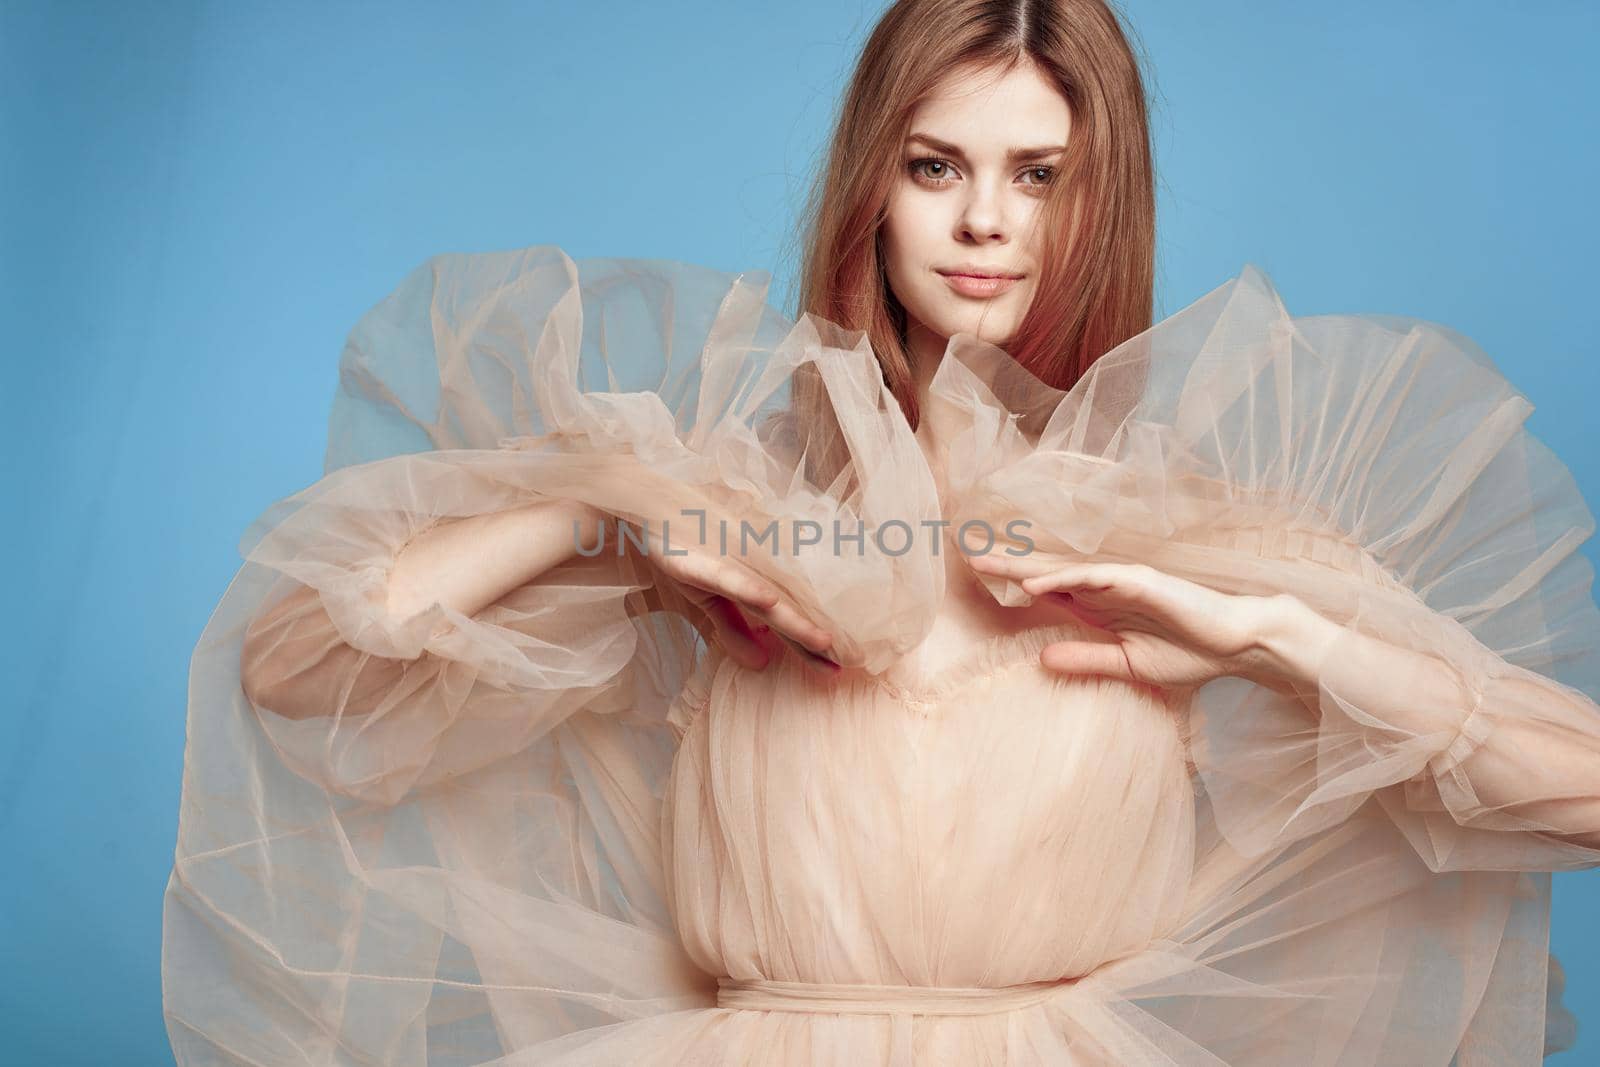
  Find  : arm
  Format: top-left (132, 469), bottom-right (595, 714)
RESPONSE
top-left (240, 496), bottom-right (606, 720)
top-left (971, 548), bottom-right (1600, 870)
top-left (1261, 593), bottom-right (1600, 851)
top-left (230, 446), bottom-right (701, 807)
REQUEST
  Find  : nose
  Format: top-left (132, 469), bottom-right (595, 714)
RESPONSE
top-left (956, 177), bottom-right (1008, 244)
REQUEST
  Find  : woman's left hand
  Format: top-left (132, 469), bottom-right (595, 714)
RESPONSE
top-left (966, 552), bottom-right (1321, 695)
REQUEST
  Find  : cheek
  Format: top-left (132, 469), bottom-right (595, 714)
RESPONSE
top-left (881, 202), bottom-right (919, 268)
top-left (885, 190), bottom-right (946, 250)
top-left (880, 213), bottom-right (929, 303)
top-left (1017, 197), bottom-right (1052, 259)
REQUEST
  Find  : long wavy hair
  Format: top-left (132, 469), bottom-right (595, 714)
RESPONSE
top-left (789, 0), bottom-right (1157, 444)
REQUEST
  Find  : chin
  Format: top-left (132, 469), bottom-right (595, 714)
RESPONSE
top-left (945, 308), bottom-right (1021, 347)
top-left (900, 287), bottom-right (1022, 353)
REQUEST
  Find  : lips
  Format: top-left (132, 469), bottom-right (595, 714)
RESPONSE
top-left (939, 271), bottom-right (1023, 299)
top-left (937, 266), bottom-right (1025, 280)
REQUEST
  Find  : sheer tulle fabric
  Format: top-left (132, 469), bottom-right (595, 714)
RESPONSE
top-left (163, 246), bottom-right (1597, 1064)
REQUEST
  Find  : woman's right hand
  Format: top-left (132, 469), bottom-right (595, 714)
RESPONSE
top-left (609, 510), bottom-right (840, 675)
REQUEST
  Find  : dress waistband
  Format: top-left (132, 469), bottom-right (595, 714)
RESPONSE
top-left (715, 976), bottom-right (1078, 1016)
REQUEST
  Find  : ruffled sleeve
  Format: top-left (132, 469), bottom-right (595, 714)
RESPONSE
top-left (935, 264), bottom-right (1600, 873)
top-left (163, 246), bottom-right (945, 1064)
top-left (230, 247), bottom-right (946, 805)
top-left (235, 446), bottom-right (684, 806)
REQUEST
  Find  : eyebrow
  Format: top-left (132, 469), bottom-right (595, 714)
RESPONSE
top-left (906, 132), bottom-right (1067, 162)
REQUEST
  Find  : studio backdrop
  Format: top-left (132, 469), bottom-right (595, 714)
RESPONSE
top-left (2, 1), bottom-right (1596, 1063)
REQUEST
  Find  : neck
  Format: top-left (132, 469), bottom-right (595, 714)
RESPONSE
top-left (905, 321), bottom-right (961, 489)
top-left (907, 321), bottom-right (951, 433)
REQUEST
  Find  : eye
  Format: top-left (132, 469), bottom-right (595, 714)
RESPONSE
top-left (907, 157), bottom-right (959, 186)
top-left (907, 157), bottom-right (1057, 191)
top-left (1019, 165), bottom-right (1055, 188)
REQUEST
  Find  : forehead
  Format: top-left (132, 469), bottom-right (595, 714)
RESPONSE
top-left (908, 62), bottom-right (1072, 147)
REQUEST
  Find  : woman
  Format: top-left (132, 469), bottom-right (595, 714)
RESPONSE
top-left (162, 1), bottom-right (1600, 1063)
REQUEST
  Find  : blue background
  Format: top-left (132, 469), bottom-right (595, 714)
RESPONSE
top-left (3, 1), bottom-right (1595, 1062)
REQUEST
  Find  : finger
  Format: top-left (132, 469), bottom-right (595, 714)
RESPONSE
top-left (727, 592), bottom-right (838, 667)
top-left (668, 550), bottom-right (784, 611)
top-left (967, 551), bottom-right (1064, 581)
top-left (742, 597), bottom-right (835, 657)
top-left (1042, 589), bottom-right (1114, 630)
top-left (652, 546), bottom-right (834, 661)
top-left (766, 626), bottom-right (844, 674)
top-left (705, 596), bottom-right (774, 670)
top-left (725, 602), bottom-right (789, 661)
top-left (1039, 639), bottom-right (1133, 681)
top-left (1019, 561), bottom-right (1137, 598)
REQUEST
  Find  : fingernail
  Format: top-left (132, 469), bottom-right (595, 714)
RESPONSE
top-left (805, 649), bottom-right (841, 672)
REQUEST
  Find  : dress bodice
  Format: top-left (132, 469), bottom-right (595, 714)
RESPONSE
top-left (662, 621), bottom-right (1196, 990)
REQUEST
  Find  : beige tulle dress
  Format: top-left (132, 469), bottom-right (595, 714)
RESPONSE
top-left (162, 245), bottom-right (1600, 1065)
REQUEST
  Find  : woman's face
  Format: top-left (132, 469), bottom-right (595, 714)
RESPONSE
top-left (881, 59), bottom-right (1071, 362)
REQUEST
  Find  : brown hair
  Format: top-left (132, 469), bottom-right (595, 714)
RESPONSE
top-left (791, 0), bottom-right (1157, 434)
